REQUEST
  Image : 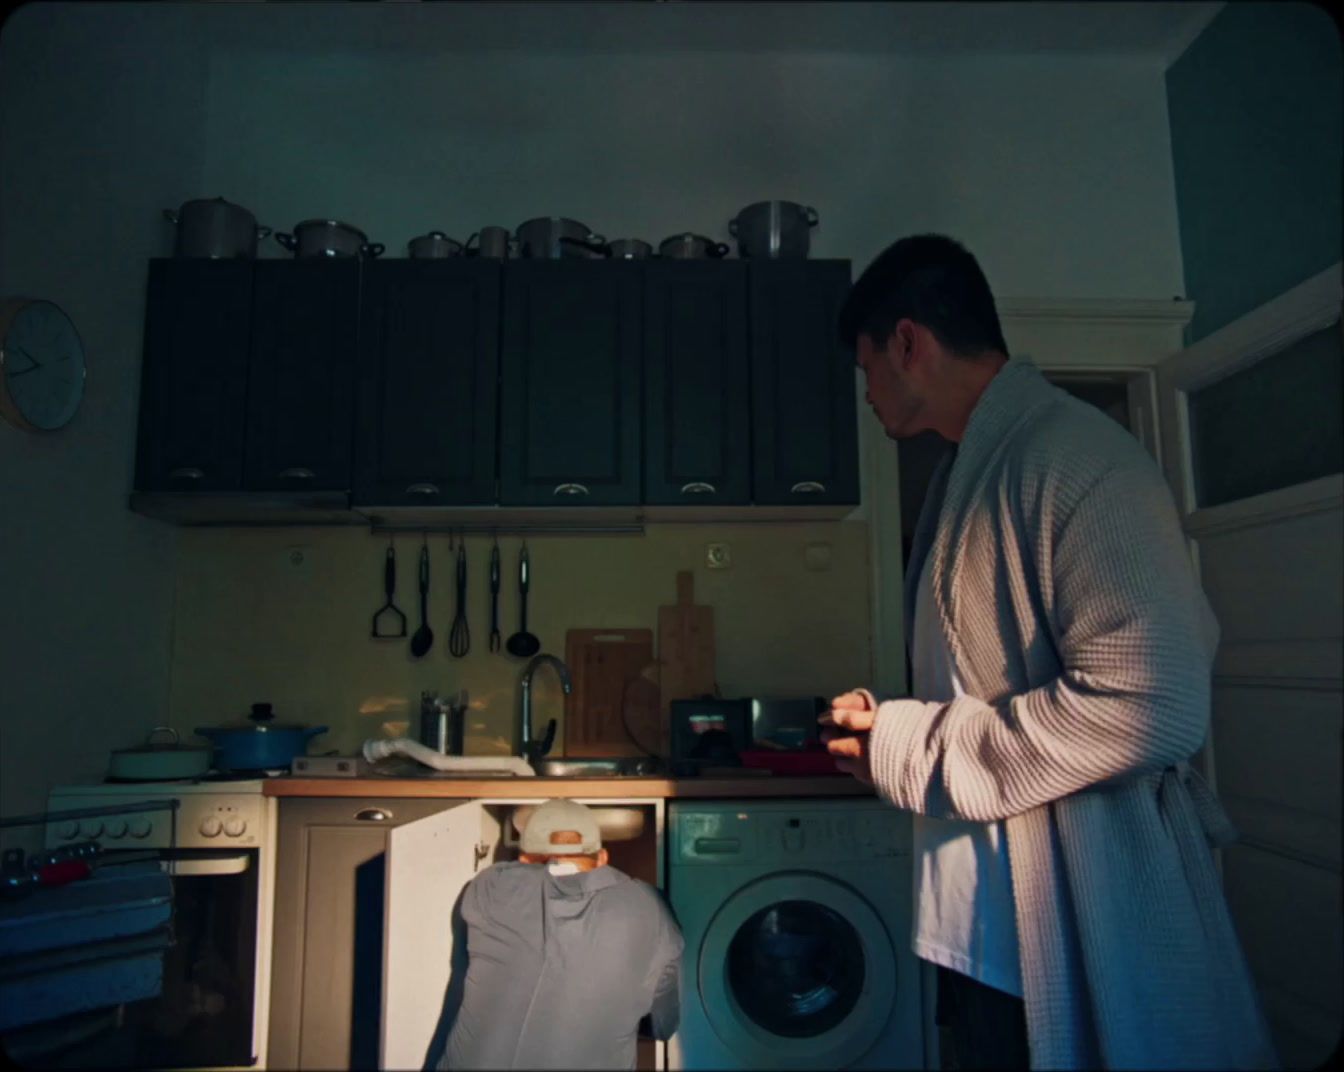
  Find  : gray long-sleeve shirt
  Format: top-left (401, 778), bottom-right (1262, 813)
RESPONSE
top-left (438, 861), bottom-right (683, 1071)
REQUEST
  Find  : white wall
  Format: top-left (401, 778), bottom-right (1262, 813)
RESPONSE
top-left (200, 47), bottom-right (1184, 301)
top-left (0, 3), bottom-right (209, 850)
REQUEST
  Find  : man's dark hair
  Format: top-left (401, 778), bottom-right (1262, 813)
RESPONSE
top-left (838, 234), bottom-right (1008, 357)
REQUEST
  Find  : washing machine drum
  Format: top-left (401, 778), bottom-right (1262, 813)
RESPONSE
top-left (697, 872), bottom-right (898, 1068)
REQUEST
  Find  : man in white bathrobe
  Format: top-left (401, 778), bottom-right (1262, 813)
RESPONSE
top-left (821, 234), bottom-right (1277, 1070)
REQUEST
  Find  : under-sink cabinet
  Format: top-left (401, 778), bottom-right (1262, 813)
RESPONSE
top-left (268, 796), bottom-right (664, 1072)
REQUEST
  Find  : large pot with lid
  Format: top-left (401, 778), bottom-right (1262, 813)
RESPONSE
top-left (514, 217), bottom-right (608, 259)
top-left (729, 201), bottom-right (819, 259)
top-left (274, 220), bottom-right (385, 259)
top-left (194, 703), bottom-right (329, 772)
top-left (108, 726), bottom-right (213, 781)
top-left (164, 197), bottom-right (271, 259)
top-left (658, 233), bottom-right (730, 260)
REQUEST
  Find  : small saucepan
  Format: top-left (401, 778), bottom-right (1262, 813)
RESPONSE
top-left (274, 219), bottom-right (385, 259)
top-left (515, 217), bottom-right (608, 259)
top-left (408, 231), bottom-right (464, 259)
top-left (658, 233), bottom-right (730, 259)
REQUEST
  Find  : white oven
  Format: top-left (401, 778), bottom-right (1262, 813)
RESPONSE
top-left (45, 779), bottom-right (277, 1070)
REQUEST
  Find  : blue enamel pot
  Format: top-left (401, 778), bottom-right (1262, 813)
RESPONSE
top-left (194, 703), bottom-right (328, 772)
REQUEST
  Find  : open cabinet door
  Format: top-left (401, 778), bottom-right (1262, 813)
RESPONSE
top-left (380, 801), bottom-right (484, 1071)
top-left (1153, 263), bottom-right (1342, 1069)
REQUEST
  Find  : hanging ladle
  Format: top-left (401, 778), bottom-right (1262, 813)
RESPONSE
top-left (505, 542), bottom-right (541, 658)
top-left (409, 537), bottom-right (434, 658)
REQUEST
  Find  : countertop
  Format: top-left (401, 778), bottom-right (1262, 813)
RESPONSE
top-left (264, 775), bottom-right (874, 800)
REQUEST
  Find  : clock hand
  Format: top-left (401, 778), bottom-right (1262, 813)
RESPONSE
top-left (8, 345), bottom-right (42, 372)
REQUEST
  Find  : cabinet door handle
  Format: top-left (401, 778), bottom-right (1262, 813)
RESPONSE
top-left (790, 481), bottom-right (826, 494)
top-left (405, 482), bottom-right (441, 496)
top-left (354, 808), bottom-right (391, 822)
top-left (279, 467), bottom-right (315, 480)
top-left (680, 482), bottom-right (717, 495)
top-left (553, 483), bottom-right (590, 497)
top-left (168, 467), bottom-right (204, 481)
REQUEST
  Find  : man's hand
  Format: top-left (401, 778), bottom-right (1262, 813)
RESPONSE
top-left (819, 690), bottom-right (876, 785)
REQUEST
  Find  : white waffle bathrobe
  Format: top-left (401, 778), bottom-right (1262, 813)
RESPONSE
top-left (865, 360), bottom-right (1278, 1069)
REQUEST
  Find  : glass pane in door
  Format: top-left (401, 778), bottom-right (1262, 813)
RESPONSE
top-left (1189, 320), bottom-right (1343, 508)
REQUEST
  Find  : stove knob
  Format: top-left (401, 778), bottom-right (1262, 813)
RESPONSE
top-left (128, 819), bottom-right (152, 839)
top-left (80, 820), bottom-right (104, 839)
top-left (224, 817), bottom-right (247, 838)
top-left (105, 819), bottom-right (128, 839)
top-left (200, 816), bottom-right (223, 838)
top-left (58, 821), bottom-right (80, 840)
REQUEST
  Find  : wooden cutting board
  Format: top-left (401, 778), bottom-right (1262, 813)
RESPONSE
top-left (563, 628), bottom-right (655, 757)
top-left (658, 570), bottom-right (716, 719)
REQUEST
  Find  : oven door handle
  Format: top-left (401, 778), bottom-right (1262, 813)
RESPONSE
top-left (161, 854), bottom-right (251, 876)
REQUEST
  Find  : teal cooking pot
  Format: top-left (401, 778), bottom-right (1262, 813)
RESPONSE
top-left (194, 703), bottom-right (328, 772)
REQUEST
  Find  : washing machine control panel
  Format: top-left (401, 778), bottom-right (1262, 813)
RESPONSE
top-left (674, 803), bottom-right (910, 864)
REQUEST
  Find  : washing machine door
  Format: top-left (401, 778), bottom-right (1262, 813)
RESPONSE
top-left (697, 871), bottom-right (897, 1069)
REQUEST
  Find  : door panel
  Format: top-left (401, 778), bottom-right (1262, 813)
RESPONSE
top-left (245, 260), bottom-right (360, 491)
top-left (135, 260), bottom-right (252, 492)
top-left (499, 262), bottom-right (642, 505)
top-left (381, 801), bottom-right (484, 1071)
top-left (354, 260), bottom-right (499, 505)
top-left (643, 261), bottom-right (750, 504)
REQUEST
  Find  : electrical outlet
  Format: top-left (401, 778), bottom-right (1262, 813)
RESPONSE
top-left (706, 542), bottom-right (731, 569)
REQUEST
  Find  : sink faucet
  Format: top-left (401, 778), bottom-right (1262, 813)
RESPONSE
top-left (519, 654), bottom-right (570, 764)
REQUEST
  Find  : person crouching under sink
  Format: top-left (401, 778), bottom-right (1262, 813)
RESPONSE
top-left (436, 798), bottom-right (683, 1070)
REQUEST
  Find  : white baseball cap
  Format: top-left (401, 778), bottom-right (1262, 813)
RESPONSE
top-left (519, 798), bottom-right (603, 855)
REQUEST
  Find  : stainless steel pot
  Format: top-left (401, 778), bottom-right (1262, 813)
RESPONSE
top-left (164, 197), bottom-right (271, 259)
top-left (514, 217), bottom-right (607, 259)
top-left (274, 219), bottom-right (385, 259)
top-left (464, 226), bottom-right (514, 260)
top-left (407, 231), bottom-right (464, 259)
top-left (658, 233), bottom-right (730, 259)
top-left (608, 239), bottom-right (652, 260)
top-left (729, 201), bottom-right (819, 259)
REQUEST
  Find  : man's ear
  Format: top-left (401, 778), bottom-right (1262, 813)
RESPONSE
top-left (597, 848), bottom-right (610, 867)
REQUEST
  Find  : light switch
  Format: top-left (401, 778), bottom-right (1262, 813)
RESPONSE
top-left (706, 543), bottom-right (731, 569)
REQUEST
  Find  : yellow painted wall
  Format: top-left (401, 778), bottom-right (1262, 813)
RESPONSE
top-left (167, 521), bottom-right (872, 757)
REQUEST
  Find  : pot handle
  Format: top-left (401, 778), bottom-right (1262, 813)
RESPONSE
top-left (361, 242), bottom-right (385, 258)
top-left (463, 231), bottom-right (479, 251)
top-left (559, 236), bottom-right (611, 258)
top-left (256, 225), bottom-right (273, 240)
top-left (163, 209), bottom-right (179, 225)
top-left (274, 232), bottom-right (297, 252)
top-left (303, 725), bottom-right (331, 739)
top-left (710, 242), bottom-right (731, 258)
top-left (805, 206), bottom-right (819, 226)
top-left (728, 218), bottom-right (739, 237)
top-left (146, 726), bottom-right (180, 746)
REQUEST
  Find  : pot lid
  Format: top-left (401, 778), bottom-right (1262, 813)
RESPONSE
top-left (292, 218), bottom-right (368, 238)
top-left (197, 702), bottom-right (315, 735)
top-left (113, 727), bottom-right (211, 755)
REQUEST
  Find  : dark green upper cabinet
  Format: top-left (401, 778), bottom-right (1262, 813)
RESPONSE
top-left (244, 260), bottom-right (361, 493)
top-left (643, 261), bottom-right (751, 505)
top-left (353, 260), bottom-right (500, 507)
top-left (749, 260), bottom-right (859, 506)
top-left (135, 260), bottom-right (252, 493)
top-left (499, 262), bottom-right (642, 506)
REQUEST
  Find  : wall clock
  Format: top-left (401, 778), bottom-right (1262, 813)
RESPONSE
top-left (0, 297), bottom-right (87, 432)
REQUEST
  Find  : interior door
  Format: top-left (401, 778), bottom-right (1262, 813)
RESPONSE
top-left (1153, 264), bottom-right (1342, 1069)
top-left (380, 801), bottom-right (484, 1071)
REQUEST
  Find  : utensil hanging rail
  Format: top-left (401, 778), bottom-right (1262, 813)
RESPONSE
top-left (367, 523), bottom-right (645, 537)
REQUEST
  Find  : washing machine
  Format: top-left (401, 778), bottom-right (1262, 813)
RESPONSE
top-left (667, 799), bottom-right (924, 1070)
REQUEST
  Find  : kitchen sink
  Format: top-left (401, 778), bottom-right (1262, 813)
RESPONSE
top-left (531, 756), bottom-right (662, 778)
